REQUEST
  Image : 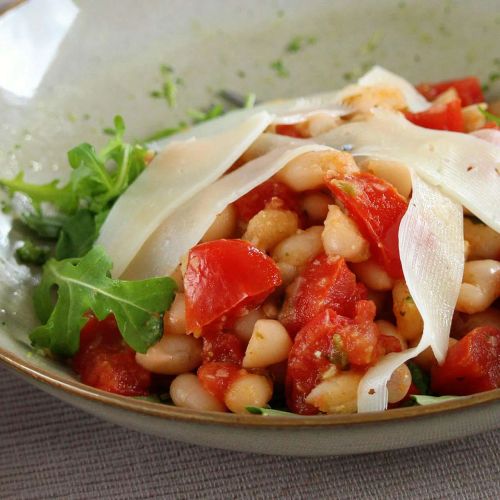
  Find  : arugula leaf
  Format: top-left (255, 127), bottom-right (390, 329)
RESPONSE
top-left (31, 246), bottom-right (176, 356)
top-left (21, 212), bottom-right (67, 239)
top-left (55, 209), bottom-right (98, 259)
top-left (16, 240), bottom-right (50, 266)
top-left (142, 123), bottom-right (188, 143)
top-left (411, 394), bottom-right (464, 406)
top-left (407, 362), bottom-right (430, 395)
top-left (0, 172), bottom-right (78, 214)
top-left (188, 104), bottom-right (225, 124)
top-left (479, 108), bottom-right (500, 126)
top-left (245, 406), bottom-right (297, 416)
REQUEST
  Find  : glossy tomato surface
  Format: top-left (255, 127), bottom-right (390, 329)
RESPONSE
top-left (416, 76), bottom-right (484, 106)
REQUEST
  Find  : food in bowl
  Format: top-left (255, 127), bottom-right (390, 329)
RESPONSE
top-left (1, 67), bottom-right (499, 415)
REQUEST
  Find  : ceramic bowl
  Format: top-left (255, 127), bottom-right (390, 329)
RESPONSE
top-left (0, 0), bottom-right (499, 456)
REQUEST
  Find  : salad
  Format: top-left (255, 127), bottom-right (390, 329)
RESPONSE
top-left (1, 67), bottom-right (499, 415)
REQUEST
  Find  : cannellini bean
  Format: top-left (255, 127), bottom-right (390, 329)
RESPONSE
top-left (272, 226), bottom-right (324, 269)
top-left (135, 334), bottom-right (202, 375)
top-left (341, 85), bottom-right (407, 112)
top-left (387, 364), bottom-right (412, 404)
top-left (242, 208), bottom-right (298, 251)
top-left (170, 373), bottom-right (226, 412)
top-left (359, 159), bottom-right (412, 199)
top-left (433, 87), bottom-right (459, 105)
top-left (277, 261), bottom-right (299, 287)
top-left (375, 320), bottom-right (408, 351)
top-left (234, 308), bottom-right (266, 343)
top-left (305, 371), bottom-right (362, 414)
top-left (306, 112), bottom-right (343, 137)
top-left (452, 308), bottom-right (500, 339)
top-left (224, 373), bottom-right (273, 414)
top-left (392, 280), bottom-right (424, 342)
top-left (456, 260), bottom-right (500, 314)
top-left (242, 319), bottom-right (293, 368)
top-left (413, 338), bottom-right (458, 372)
top-left (163, 293), bottom-right (186, 335)
top-left (262, 297), bottom-right (280, 319)
top-left (462, 104), bottom-right (487, 133)
top-left (275, 150), bottom-right (358, 191)
top-left (351, 260), bottom-right (394, 291)
top-left (300, 192), bottom-right (331, 224)
top-left (463, 217), bottom-right (500, 260)
top-left (200, 204), bottom-right (237, 242)
top-left (322, 205), bottom-right (370, 262)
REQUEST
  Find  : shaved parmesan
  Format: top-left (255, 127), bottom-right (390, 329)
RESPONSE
top-left (358, 172), bottom-right (464, 412)
top-left (319, 110), bottom-right (500, 232)
top-left (98, 111), bottom-right (273, 278)
top-left (123, 144), bottom-right (332, 279)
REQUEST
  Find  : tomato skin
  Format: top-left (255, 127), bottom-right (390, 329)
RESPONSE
top-left (72, 315), bottom-right (151, 396)
top-left (279, 254), bottom-right (367, 336)
top-left (286, 301), bottom-right (381, 415)
top-left (233, 180), bottom-right (300, 222)
top-left (405, 98), bottom-right (464, 132)
top-left (431, 326), bottom-right (500, 395)
top-left (184, 240), bottom-right (282, 335)
top-left (202, 332), bottom-right (245, 365)
top-left (275, 123), bottom-right (305, 138)
top-left (197, 362), bottom-right (241, 402)
top-left (416, 77), bottom-right (484, 106)
top-left (326, 172), bottom-right (407, 279)
top-left (378, 335), bottom-right (404, 354)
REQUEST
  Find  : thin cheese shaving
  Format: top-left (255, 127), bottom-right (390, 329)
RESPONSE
top-left (358, 172), bottom-right (464, 412)
top-left (98, 111), bottom-right (273, 277)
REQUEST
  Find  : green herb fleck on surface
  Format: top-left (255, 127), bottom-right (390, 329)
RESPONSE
top-left (270, 59), bottom-right (289, 78)
top-left (286, 35), bottom-right (317, 53)
top-left (244, 93), bottom-right (257, 109)
top-left (335, 180), bottom-right (357, 197)
top-left (479, 108), bottom-right (500, 126)
top-left (329, 333), bottom-right (349, 369)
top-left (188, 104), bottom-right (225, 124)
top-left (149, 64), bottom-right (180, 108)
top-left (246, 406), bottom-right (296, 416)
top-left (16, 240), bottom-right (50, 266)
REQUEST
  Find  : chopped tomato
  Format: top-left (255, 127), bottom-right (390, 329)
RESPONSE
top-left (72, 315), bottom-right (151, 396)
top-left (405, 98), bottom-right (464, 132)
top-left (197, 362), bottom-right (241, 402)
top-left (417, 77), bottom-right (484, 106)
top-left (202, 332), bottom-right (245, 365)
top-left (431, 326), bottom-right (500, 395)
top-left (233, 180), bottom-right (300, 222)
top-left (279, 254), bottom-right (367, 335)
top-left (326, 172), bottom-right (407, 279)
top-left (275, 123), bottom-right (306, 138)
top-left (286, 301), bottom-right (381, 414)
top-left (184, 239), bottom-right (282, 335)
top-left (379, 334), bottom-right (404, 354)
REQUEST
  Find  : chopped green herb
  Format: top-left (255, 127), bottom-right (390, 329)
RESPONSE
top-left (16, 240), bottom-right (50, 266)
top-left (328, 334), bottom-right (349, 369)
top-left (237, 69), bottom-right (246, 78)
top-left (407, 362), bottom-right (430, 395)
top-left (246, 406), bottom-right (296, 416)
top-left (334, 180), bottom-right (356, 197)
top-left (150, 64), bottom-right (179, 108)
top-left (243, 93), bottom-right (257, 109)
top-left (270, 59), bottom-right (289, 78)
top-left (31, 246), bottom-right (176, 356)
top-left (188, 104), bottom-right (225, 124)
top-left (479, 108), bottom-right (500, 126)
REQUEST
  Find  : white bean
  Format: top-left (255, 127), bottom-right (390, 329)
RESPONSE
top-left (322, 205), bottom-right (370, 262)
top-left (351, 260), bottom-right (394, 291)
top-left (300, 192), bottom-right (331, 224)
top-left (224, 373), bottom-right (273, 414)
top-left (305, 371), bottom-right (362, 414)
top-left (341, 85), bottom-right (407, 112)
top-left (463, 217), bottom-right (500, 261)
top-left (456, 260), bottom-right (500, 314)
top-left (277, 261), bottom-right (299, 287)
top-left (170, 374), bottom-right (226, 412)
top-left (392, 280), bottom-right (424, 342)
top-left (233, 308), bottom-right (266, 343)
top-left (462, 104), bottom-right (487, 133)
top-left (452, 308), bottom-right (500, 339)
top-left (163, 293), bottom-right (186, 335)
top-left (360, 159), bottom-right (412, 199)
top-left (375, 320), bottom-right (407, 351)
top-left (275, 150), bottom-right (358, 192)
top-left (200, 204), bottom-right (237, 242)
top-left (272, 226), bottom-right (324, 268)
top-left (387, 364), bottom-right (412, 404)
top-left (242, 208), bottom-right (298, 251)
top-left (242, 319), bottom-right (293, 368)
top-left (135, 334), bottom-right (202, 375)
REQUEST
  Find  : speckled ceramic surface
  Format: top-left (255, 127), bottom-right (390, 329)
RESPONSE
top-left (0, 0), bottom-right (499, 456)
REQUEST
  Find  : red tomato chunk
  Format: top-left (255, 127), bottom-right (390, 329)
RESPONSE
top-left (73, 315), bottom-right (151, 396)
top-left (280, 254), bottom-right (367, 336)
top-left (405, 98), bottom-right (464, 132)
top-left (198, 362), bottom-right (241, 402)
top-left (202, 332), bottom-right (245, 365)
top-left (431, 326), bottom-right (500, 395)
top-left (326, 172), bottom-right (407, 279)
top-left (286, 301), bottom-right (382, 415)
top-left (184, 239), bottom-right (282, 335)
top-left (416, 77), bottom-right (484, 107)
top-left (233, 180), bottom-right (300, 222)
top-left (275, 123), bottom-right (306, 138)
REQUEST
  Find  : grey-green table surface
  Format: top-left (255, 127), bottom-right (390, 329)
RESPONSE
top-left (0, 364), bottom-right (498, 499)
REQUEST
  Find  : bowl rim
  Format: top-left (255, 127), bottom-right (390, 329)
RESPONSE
top-left (1, 344), bottom-right (499, 428)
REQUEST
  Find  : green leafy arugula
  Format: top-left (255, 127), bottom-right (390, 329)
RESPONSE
top-left (479, 108), bottom-right (500, 126)
top-left (0, 116), bottom-right (148, 261)
top-left (31, 246), bottom-right (176, 356)
top-left (15, 240), bottom-right (50, 266)
top-left (407, 362), bottom-right (430, 395)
